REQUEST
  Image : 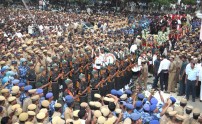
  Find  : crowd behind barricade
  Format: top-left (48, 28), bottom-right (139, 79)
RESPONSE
top-left (0, 2), bottom-right (202, 124)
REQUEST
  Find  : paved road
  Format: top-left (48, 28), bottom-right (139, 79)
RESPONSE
top-left (60, 75), bottom-right (202, 111)
top-left (147, 76), bottom-right (202, 111)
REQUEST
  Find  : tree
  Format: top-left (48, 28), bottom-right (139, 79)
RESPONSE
top-left (183, 0), bottom-right (196, 5)
top-left (151, 0), bottom-right (196, 5)
top-left (152, 0), bottom-right (174, 5)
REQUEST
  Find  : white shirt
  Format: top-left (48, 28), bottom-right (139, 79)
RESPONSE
top-left (177, 19), bottom-right (181, 25)
top-left (187, 67), bottom-right (199, 81)
top-left (198, 63), bottom-right (202, 81)
top-left (185, 63), bottom-right (191, 74)
top-left (80, 119), bottom-right (85, 124)
top-left (132, 65), bottom-right (141, 72)
top-left (16, 32), bottom-right (22, 38)
top-left (38, 25), bottom-right (44, 32)
top-left (158, 59), bottom-right (171, 74)
top-left (138, 57), bottom-right (142, 66)
top-left (87, 8), bottom-right (91, 15)
top-left (130, 44), bottom-right (137, 53)
top-left (152, 54), bottom-right (157, 65)
top-left (28, 25), bottom-right (33, 34)
top-left (74, 22), bottom-right (78, 29)
top-left (93, 56), bottom-right (102, 69)
top-left (57, 31), bottom-right (62, 36)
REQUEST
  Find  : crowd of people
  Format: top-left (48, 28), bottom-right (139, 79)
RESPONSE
top-left (0, 2), bottom-right (202, 124)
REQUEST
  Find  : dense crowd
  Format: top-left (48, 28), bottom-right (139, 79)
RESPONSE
top-left (0, 2), bottom-right (202, 124)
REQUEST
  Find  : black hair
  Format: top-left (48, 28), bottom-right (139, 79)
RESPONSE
top-left (94, 97), bottom-right (100, 101)
top-left (78, 110), bottom-right (86, 119)
top-left (66, 102), bottom-right (73, 107)
top-left (193, 114), bottom-right (200, 120)
top-left (108, 102), bottom-right (116, 112)
top-left (1, 116), bottom-right (9, 124)
top-left (0, 101), bottom-right (5, 105)
top-left (175, 118), bottom-right (182, 123)
top-left (185, 109), bottom-right (192, 115)
top-left (89, 104), bottom-right (95, 110)
top-left (181, 55), bottom-right (186, 59)
top-left (161, 55), bottom-right (166, 58)
top-left (37, 119), bottom-right (44, 122)
top-left (180, 102), bottom-right (187, 107)
top-left (137, 98), bottom-right (143, 101)
top-left (55, 107), bottom-right (61, 111)
top-left (94, 107), bottom-right (100, 110)
top-left (11, 93), bottom-right (17, 96)
top-left (126, 94), bottom-right (131, 98)
top-left (136, 107), bottom-right (141, 110)
top-left (103, 101), bottom-right (109, 105)
top-left (32, 100), bottom-right (38, 104)
top-left (132, 120), bottom-right (137, 123)
top-left (143, 109), bottom-right (149, 113)
top-left (80, 106), bottom-right (86, 111)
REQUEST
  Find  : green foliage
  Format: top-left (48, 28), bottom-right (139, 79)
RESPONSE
top-left (152, 0), bottom-right (173, 5)
top-left (152, 0), bottom-right (196, 5)
top-left (183, 0), bottom-right (196, 5)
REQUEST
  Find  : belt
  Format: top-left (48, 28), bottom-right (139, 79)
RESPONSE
top-left (188, 79), bottom-right (196, 82)
top-left (51, 81), bottom-right (58, 83)
top-left (161, 70), bottom-right (168, 73)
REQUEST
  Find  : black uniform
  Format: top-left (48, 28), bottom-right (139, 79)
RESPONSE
top-left (37, 74), bottom-right (49, 95)
top-left (51, 70), bottom-right (60, 100)
top-left (27, 68), bottom-right (36, 88)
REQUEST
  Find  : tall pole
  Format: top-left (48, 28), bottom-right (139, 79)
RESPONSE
top-left (22, 0), bottom-right (37, 25)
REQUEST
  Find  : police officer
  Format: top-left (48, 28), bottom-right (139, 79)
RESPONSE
top-left (27, 62), bottom-right (36, 88)
top-left (36, 88), bottom-right (45, 105)
top-left (46, 92), bottom-right (55, 118)
top-left (77, 73), bottom-right (88, 95)
top-left (11, 86), bottom-right (21, 105)
top-left (18, 58), bottom-right (29, 84)
top-left (10, 61), bottom-right (18, 74)
top-left (141, 104), bottom-right (153, 123)
top-left (61, 60), bottom-right (70, 91)
top-left (64, 79), bottom-right (76, 98)
top-left (190, 108), bottom-right (201, 124)
top-left (62, 95), bottom-right (74, 120)
top-left (19, 83), bottom-right (26, 105)
top-left (50, 63), bottom-right (60, 100)
top-left (178, 55), bottom-right (188, 96)
top-left (90, 70), bottom-right (100, 88)
top-left (52, 103), bottom-right (62, 118)
top-left (122, 103), bottom-right (133, 119)
top-left (22, 85), bottom-right (32, 112)
top-left (36, 67), bottom-right (49, 95)
top-left (71, 58), bottom-right (80, 89)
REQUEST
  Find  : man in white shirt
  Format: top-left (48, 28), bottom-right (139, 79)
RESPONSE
top-left (130, 43), bottom-right (137, 54)
top-left (185, 62), bottom-right (199, 102)
top-left (15, 30), bottom-right (23, 38)
top-left (158, 55), bottom-right (171, 92)
top-left (28, 24), bottom-right (34, 35)
top-left (185, 58), bottom-right (194, 75)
